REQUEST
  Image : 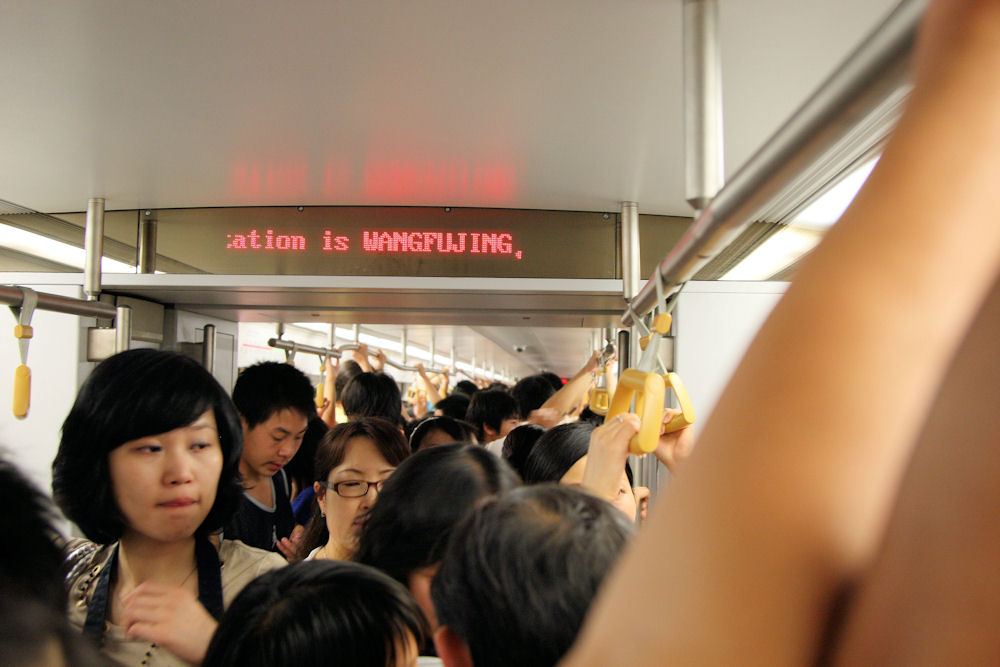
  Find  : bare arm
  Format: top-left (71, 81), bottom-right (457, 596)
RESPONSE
top-left (320, 357), bottom-right (338, 427)
top-left (564, 2), bottom-right (1000, 664)
top-left (416, 363), bottom-right (444, 407)
top-left (539, 350), bottom-right (601, 417)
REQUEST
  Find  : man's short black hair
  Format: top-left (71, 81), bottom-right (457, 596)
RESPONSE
top-left (431, 484), bottom-right (633, 667)
top-left (52, 349), bottom-right (244, 544)
top-left (433, 392), bottom-right (470, 421)
top-left (510, 375), bottom-right (556, 419)
top-left (408, 416), bottom-right (477, 453)
top-left (500, 423), bottom-right (546, 478)
top-left (334, 359), bottom-right (363, 397)
top-left (356, 444), bottom-right (520, 588)
top-left (464, 389), bottom-right (518, 442)
top-left (452, 380), bottom-right (479, 396)
top-left (203, 560), bottom-right (428, 667)
top-left (341, 372), bottom-right (402, 425)
top-left (232, 361), bottom-right (316, 429)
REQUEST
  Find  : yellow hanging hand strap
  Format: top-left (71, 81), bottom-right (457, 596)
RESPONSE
top-left (10, 288), bottom-right (37, 419)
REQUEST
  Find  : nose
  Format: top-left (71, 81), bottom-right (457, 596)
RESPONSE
top-left (276, 437), bottom-right (298, 459)
top-left (358, 483), bottom-right (379, 509)
top-left (163, 448), bottom-right (194, 486)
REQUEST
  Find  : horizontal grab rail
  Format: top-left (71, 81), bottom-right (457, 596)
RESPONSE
top-left (267, 337), bottom-right (451, 376)
top-left (0, 285), bottom-right (117, 319)
top-left (623, 0), bottom-right (924, 325)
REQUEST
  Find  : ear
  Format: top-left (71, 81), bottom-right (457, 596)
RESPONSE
top-left (635, 485), bottom-right (651, 522)
top-left (239, 414), bottom-right (250, 436)
top-left (313, 481), bottom-right (325, 500)
top-left (482, 425), bottom-right (500, 442)
top-left (434, 626), bottom-right (474, 667)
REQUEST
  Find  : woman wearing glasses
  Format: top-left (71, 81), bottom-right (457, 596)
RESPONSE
top-left (298, 418), bottom-right (410, 561)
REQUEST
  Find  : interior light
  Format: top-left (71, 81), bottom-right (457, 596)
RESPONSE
top-left (722, 156), bottom-right (879, 280)
top-left (0, 223), bottom-right (135, 273)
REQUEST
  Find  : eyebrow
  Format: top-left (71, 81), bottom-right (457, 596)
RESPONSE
top-left (335, 467), bottom-right (396, 476)
top-left (191, 420), bottom-right (219, 431)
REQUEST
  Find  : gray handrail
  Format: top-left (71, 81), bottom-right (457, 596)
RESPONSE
top-left (0, 285), bottom-right (117, 318)
top-left (623, 0), bottom-right (924, 325)
top-left (267, 337), bottom-right (451, 376)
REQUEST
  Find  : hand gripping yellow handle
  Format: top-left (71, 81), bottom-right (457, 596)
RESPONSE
top-left (605, 368), bottom-right (666, 455)
top-left (662, 372), bottom-right (695, 433)
top-left (13, 364), bottom-right (30, 419)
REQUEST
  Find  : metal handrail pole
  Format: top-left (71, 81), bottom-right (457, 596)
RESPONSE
top-left (623, 0), bottom-right (924, 325)
top-left (0, 286), bottom-right (117, 318)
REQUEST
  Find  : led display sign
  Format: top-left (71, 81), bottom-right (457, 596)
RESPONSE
top-left (153, 207), bottom-right (617, 278)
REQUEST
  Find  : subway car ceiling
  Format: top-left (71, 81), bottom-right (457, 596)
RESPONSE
top-left (0, 1), bottom-right (902, 378)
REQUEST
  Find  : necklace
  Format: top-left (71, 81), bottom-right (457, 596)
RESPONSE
top-left (118, 564), bottom-right (198, 666)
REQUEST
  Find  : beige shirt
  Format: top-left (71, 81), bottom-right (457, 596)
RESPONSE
top-left (66, 539), bottom-right (286, 666)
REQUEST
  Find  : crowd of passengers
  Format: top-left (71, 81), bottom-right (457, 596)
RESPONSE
top-left (1, 341), bottom-right (690, 667)
top-left (5, 3), bottom-right (1000, 660)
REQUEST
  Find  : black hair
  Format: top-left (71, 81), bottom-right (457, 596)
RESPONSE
top-left (500, 423), bottom-right (546, 478)
top-left (0, 594), bottom-right (106, 666)
top-left (203, 560), bottom-right (428, 667)
top-left (408, 416), bottom-right (477, 453)
top-left (452, 380), bottom-right (479, 396)
top-left (486, 381), bottom-right (509, 392)
top-left (52, 349), bottom-right (244, 545)
top-left (341, 372), bottom-right (403, 425)
top-left (433, 392), bottom-right (470, 420)
top-left (522, 421), bottom-right (633, 486)
top-left (282, 416), bottom-right (329, 499)
top-left (576, 406), bottom-right (604, 426)
top-left (0, 455), bottom-right (67, 611)
top-left (539, 371), bottom-right (564, 392)
top-left (464, 389), bottom-right (518, 442)
top-left (431, 484), bottom-right (633, 667)
top-left (232, 361), bottom-right (316, 429)
top-left (510, 375), bottom-right (556, 419)
top-left (298, 419), bottom-right (410, 559)
top-left (334, 359), bottom-right (364, 398)
top-left (355, 444), bottom-right (521, 588)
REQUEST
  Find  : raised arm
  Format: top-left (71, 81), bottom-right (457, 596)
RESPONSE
top-left (539, 350), bottom-right (601, 418)
top-left (563, 1), bottom-right (1000, 664)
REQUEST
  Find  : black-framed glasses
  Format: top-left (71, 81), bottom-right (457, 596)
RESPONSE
top-left (322, 480), bottom-right (386, 498)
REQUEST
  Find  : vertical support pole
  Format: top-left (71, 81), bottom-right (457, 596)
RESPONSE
top-left (401, 326), bottom-right (408, 366)
top-left (353, 324), bottom-right (360, 343)
top-left (114, 305), bottom-right (132, 353)
top-left (84, 198), bottom-right (105, 301)
top-left (429, 330), bottom-right (437, 368)
top-left (137, 211), bottom-right (158, 274)
top-left (450, 346), bottom-right (456, 370)
top-left (202, 324), bottom-right (216, 373)
top-left (621, 201), bottom-right (642, 370)
top-left (276, 322), bottom-right (285, 340)
top-left (329, 323), bottom-right (336, 350)
top-left (684, 0), bottom-right (725, 212)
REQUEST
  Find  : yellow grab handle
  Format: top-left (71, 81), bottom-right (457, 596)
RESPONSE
top-left (604, 368), bottom-right (666, 455)
top-left (13, 364), bottom-right (30, 419)
top-left (661, 372), bottom-right (695, 433)
top-left (315, 382), bottom-right (325, 409)
top-left (590, 387), bottom-right (610, 415)
top-left (638, 313), bottom-right (672, 351)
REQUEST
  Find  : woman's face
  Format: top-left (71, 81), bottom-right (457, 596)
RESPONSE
top-left (559, 454), bottom-right (638, 522)
top-left (108, 410), bottom-right (223, 543)
top-left (314, 436), bottom-right (396, 559)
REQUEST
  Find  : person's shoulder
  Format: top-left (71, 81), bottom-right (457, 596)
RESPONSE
top-left (220, 539), bottom-right (287, 578)
top-left (484, 438), bottom-right (505, 456)
top-left (63, 537), bottom-right (112, 582)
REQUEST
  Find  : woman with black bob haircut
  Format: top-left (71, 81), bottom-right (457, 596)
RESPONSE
top-left (54, 349), bottom-right (285, 666)
top-left (203, 560), bottom-right (427, 667)
top-left (355, 443), bottom-right (520, 644)
top-left (522, 421), bottom-right (639, 522)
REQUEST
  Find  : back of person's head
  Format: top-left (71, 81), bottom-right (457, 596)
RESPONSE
top-left (485, 381), bottom-right (509, 392)
top-left (409, 416), bottom-right (476, 453)
top-left (334, 359), bottom-right (364, 398)
top-left (501, 424), bottom-right (546, 478)
top-left (510, 375), bottom-right (556, 419)
top-left (0, 594), bottom-right (106, 667)
top-left (431, 484), bottom-right (633, 667)
top-left (203, 560), bottom-right (427, 667)
top-left (434, 393), bottom-right (470, 421)
top-left (232, 361), bottom-right (316, 428)
top-left (283, 416), bottom-right (329, 497)
top-left (342, 372), bottom-right (403, 425)
top-left (0, 456), bottom-right (66, 611)
top-left (520, 421), bottom-right (633, 487)
top-left (53, 348), bottom-right (244, 545)
top-left (539, 371), bottom-right (564, 392)
top-left (355, 444), bottom-right (521, 588)
top-left (576, 406), bottom-right (604, 426)
top-left (464, 390), bottom-right (518, 443)
top-left (452, 380), bottom-right (479, 397)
